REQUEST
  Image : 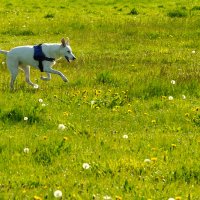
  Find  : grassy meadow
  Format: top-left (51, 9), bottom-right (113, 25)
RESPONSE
top-left (0, 0), bottom-right (200, 199)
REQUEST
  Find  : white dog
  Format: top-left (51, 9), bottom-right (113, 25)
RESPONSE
top-left (0, 38), bottom-right (76, 89)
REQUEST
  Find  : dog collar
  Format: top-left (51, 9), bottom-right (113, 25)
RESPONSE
top-left (33, 44), bottom-right (55, 72)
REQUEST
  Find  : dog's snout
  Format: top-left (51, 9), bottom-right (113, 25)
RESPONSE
top-left (73, 56), bottom-right (76, 60)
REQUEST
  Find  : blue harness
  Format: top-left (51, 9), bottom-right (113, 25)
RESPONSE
top-left (33, 44), bottom-right (55, 72)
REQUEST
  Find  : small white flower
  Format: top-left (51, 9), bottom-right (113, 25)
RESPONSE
top-left (24, 117), bottom-right (28, 121)
top-left (192, 50), bottom-right (196, 54)
top-left (42, 103), bottom-right (46, 107)
top-left (38, 98), bottom-right (43, 103)
top-left (82, 163), bottom-right (90, 169)
top-left (91, 100), bottom-right (95, 105)
top-left (54, 190), bottom-right (62, 198)
top-left (33, 84), bottom-right (39, 89)
top-left (144, 158), bottom-right (151, 163)
top-left (23, 147), bottom-right (29, 153)
top-left (103, 195), bottom-right (112, 200)
top-left (122, 134), bottom-right (128, 139)
top-left (168, 198), bottom-right (175, 200)
top-left (171, 80), bottom-right (176, 85)
top-left (168, 96), bottom-right (173, 101)
top-left (2, 62), bottom-right (5, 65)
top-left (182, 95), bottom-right (186, 100)
top-left (58, 124), bottom-right (66, 130)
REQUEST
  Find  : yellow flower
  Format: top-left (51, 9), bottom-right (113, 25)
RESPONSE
top-left (128, 109), bottom-right (132, 113)
top-left (43, 136), bottom-right (48, 140)
top-left (34, 196), bottom-right (42, 200)
top-left (95, 90), bottom-right (101, 95)
top-left (171, 144), bottom-right (176, 148)
top-left (185, 113), bottom-right (189, 117)
top-left (151, 157), bottom-right (157, 162)
top-left (151, 119), bottom-right (156, 123)
top-left (116, 196), bottom-right (122, 200)
top-left (63, 137), bottom-right (69, 141)
top-left (175, 197), bottom-right (181, 200)
top-left (63, 112), bottom-right (69, 116)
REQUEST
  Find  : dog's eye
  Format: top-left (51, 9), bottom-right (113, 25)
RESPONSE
top-left (67, 50), bottom-right (71, 53)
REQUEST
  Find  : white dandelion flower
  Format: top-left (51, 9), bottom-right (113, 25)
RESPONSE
top-left (23, 147), bottom-right (30, 153)
top-left (171, 80), bottom-right (176, 85)
top-left (182, 95), bottom-right (186, 100)
top-left (191, 50), bottom-right (196, 54)
top-left (58, 124), bottom-right (66, 130)
top-left (168, 198), bottom-right (175, 200)
top-left (54, 190), bottom-right (62, 198)
top-left (33, 84), bottom-right (39, 89)
top-left (82, 163), bottom-right (90, 169)
top-left (144, 158), bottom-right (151, 163)
top-left (91, 100), bottom-right (95, 105)
top-left (122, 134), bottom-right (128, 139)
top-left (24, 117), bottom-right (28, 121)
top-left (168, 96), bottom-right (173, 101)
top-left (103, 195), bottom-right (112, 200)
top-left (38, 98), bottom-right (43, 103)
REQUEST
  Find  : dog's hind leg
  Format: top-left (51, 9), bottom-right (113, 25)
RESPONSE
top-left (41, 72), bottom-right (51, 81)
top-left (7, 58), bottom-right (19, 90)
top-left (21, 65), bottom-right (39, 88)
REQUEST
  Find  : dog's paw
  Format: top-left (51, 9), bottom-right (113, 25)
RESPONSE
top-left (63, 77), bottom-right (69, 82)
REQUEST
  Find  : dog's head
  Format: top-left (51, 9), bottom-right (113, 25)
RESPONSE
top-left (60, 38), bottom-right (76, 62)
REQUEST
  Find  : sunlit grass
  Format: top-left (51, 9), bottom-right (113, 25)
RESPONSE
top-left (0, 0), bottom-right (200, 199)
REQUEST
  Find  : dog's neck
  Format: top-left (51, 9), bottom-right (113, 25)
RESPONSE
top-left (42, 44), bottom-right (62, 60)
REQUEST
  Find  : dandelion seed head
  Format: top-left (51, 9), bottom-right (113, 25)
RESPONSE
top-left (192, 50), bottom-right (196, 54)
top-left (82, 163), bottom-right (90, 169)
top-left (103, 195), bottom-right (112, 200)
top-left (33, 84), bottom-right (39, 89)
top-left (168, 198), bottom-right (175, 200)
top-left (23, 147), bottom-right (29, 153)
top-left (58, 124), bottom-right (66, 130)
top-left (38, 98), bottom-right (43, 103)
top-left (171, 80), bottom-right (176, 84)
top-left (54, 190), bottom-right (62, 198)
top-left (24, 117), bottom-right (28, 121)
top-left (168, 96), bottom-right (173, 101)
top-left (182, 95), bottom-right (186, 100)
top-left (122, 134), bottom-right (128, 139)
top-left (144, 158), bottom-right (151, 163)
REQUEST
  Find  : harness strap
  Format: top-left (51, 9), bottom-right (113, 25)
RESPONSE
top-left (33, 44), bottom-right (55, 72)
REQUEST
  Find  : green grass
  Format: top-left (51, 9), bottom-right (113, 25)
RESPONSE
top-left (0, 0), bottom-right (200, 199)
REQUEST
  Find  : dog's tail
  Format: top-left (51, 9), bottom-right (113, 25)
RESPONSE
top-left (0, 49), bottom-right (8, 55)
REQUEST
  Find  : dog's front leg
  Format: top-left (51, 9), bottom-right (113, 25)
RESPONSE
top-left (41, 73), bottom-right (51, 81)
top-left (43, 67), bottom-right (69, 82)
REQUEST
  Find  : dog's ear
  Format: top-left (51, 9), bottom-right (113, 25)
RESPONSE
top-left (66, 37), bottom-right (70, 45)
top-left (61, 38), bottom-right (66, 47)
